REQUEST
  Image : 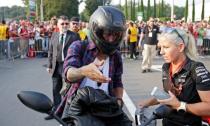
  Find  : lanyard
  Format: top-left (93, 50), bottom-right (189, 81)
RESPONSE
top-left (168, 60), bottom-right (186, 96)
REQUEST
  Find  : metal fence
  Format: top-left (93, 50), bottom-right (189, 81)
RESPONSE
top-left (0, 38), bottom-right (20, 60)
top-left (203, 39), bottom-right (210, 55)
top-left (0, 36), bottom-right (49, 60)
top-left (1, 38), bottom-right (210, 61)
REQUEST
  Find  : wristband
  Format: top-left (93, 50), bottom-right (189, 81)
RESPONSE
top-left (177, 101), bottom-right (186, 113)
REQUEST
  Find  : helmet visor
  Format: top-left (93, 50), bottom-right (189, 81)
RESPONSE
top-left (95, 28), bottom-right (124, 44)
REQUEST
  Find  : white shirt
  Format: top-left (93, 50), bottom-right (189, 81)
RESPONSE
top-left (59, 32), bottom-right (67, 61)
top-left (80, 57), bottom-right (110, 94)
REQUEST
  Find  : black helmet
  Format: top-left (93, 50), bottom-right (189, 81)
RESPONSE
top-left (89, 6), bottom-right (126, 55)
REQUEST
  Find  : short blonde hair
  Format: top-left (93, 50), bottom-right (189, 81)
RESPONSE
top-left (158, 28), bottom-right (198, 61)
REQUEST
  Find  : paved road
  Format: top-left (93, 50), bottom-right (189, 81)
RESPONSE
top-left (0, 56), bottom-right (210, 126)
top-left (122, 56), bottom-right (210, 125)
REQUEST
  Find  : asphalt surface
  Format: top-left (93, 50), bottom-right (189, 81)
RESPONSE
top-left (0, 56), bottom-right (210, 126)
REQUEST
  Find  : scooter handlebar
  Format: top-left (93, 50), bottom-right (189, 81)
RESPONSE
top-left (140, 105), bottom-right (173, 126)
top-left (140, 114), bottom-right (157, 126)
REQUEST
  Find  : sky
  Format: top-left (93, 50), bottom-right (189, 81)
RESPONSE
top-left (0, 0), bottom-right (24, 7)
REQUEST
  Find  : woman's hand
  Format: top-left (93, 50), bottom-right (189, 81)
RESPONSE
top-left (138, 98), bottom-right (159, 108)
top-left (157, 91), bottom-right (181, 110)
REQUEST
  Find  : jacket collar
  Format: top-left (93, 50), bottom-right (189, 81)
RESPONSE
top-left (164, 57), bottom-right (192, 73)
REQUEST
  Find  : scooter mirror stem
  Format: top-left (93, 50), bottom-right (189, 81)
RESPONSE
top-left (53, 114), bottom-right (68, 126)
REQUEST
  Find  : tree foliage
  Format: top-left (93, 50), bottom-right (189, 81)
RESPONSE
top-left (133, 0), bottom-right (136, 20)
top-left (201, 0), bottom-right (205, 20)
top-left (22, 0), bottom-right (79, 20)
top-left (125, 0), bottom-right (128, 19)
top-left (80, 0), bottom-right (103, 21)
top-left (157, 0), bottom-right (161, 17)
top-left (43, 0), bottom-right (79, 20)
top-left (146, 0), bottom-right (151, 20)
top-left (140, 0), bottom-right (144, 21)
top-left (161, 0), bottom-right (164, 17)
top-left (153, 0), bottom-right (156, 18)
top-left (184, 0), bottom-right (188, 22)
top-left (130, 0), bottom-right (132, 20)
top-left (0, 6), bottom-right (26, 21)
top-left (192, 0), bottom-right (195, 22)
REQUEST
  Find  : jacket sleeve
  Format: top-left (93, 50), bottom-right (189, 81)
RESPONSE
top-left (48, 32), bottom-right (55, 68)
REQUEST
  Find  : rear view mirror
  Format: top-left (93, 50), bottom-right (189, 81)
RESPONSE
top-left (17, 91), bottom-right (53, 114)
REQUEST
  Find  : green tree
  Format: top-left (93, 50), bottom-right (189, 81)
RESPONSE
top-left (201, 0), bottom-right (205, 20)
top-left (0, 6), bottom-right (26, 21)
top-left (147, 0), bottom-right (151, 20)
top-left (80, 10), bottom-right (89, 21)
top-left (184, 0), bottom-right (188, 22)
top-left (174, 6), bottom-right (185, 20)
top-left (137, 0), bottom-right (140, 12)
top-left (82, 0), bottom-right (103, 21)
top-left (157, 0), bottom-right (161, 17)
top-left (192, 0), bottom-right (195, 22)
top-left (130, 0), bottom-right (133, 20)
top-left (161, 0), bottom-right (164, 17)
top-left (133, 0), bottom-right (136, 20)
top-left (140, 0), bottom-right (144, 20)
top-left (44, 0), bottom-right (79, 20)
top-left (153, 0), bottom-right (156, 18)
top-left (35, 0), bottom-right (41, 20)
top-left (125, 0), bottom-right (128, 19)
top-left (119, 0), bottom-right (122, 10)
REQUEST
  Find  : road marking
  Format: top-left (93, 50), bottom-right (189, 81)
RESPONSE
top-left (151, 65), bottom-right (162, 72)
top-left (123, 89), bottom-right (136, 119)
top-left (123, 65), bottom-right (162, 120)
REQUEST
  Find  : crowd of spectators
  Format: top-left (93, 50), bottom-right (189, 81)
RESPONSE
top-left (1, 17), bottom-right (210, 60)
top-left (121, 19), bottom-right (210, 60)
top-left (0, 17), bottom-right (89, 60)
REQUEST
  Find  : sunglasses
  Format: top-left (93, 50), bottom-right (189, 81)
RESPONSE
top-left (72, 22), bottom-right (79, 25)
top-left (61, 22), bottom-right (69, 25)
top-left (166, 28), bottom-right (185, 43)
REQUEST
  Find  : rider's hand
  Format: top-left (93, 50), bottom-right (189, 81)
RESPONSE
top-left (81, 55), bottom-right (111, 83)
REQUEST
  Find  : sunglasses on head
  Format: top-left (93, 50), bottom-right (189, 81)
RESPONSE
top-left (61, 22), bottom-right (69, 25)
top-left (166, 28), bottom-right (185, 43)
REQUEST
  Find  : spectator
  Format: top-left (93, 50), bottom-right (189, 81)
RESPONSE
top-left (0, 20), bottom-right (9, 59)
top-left (46, 15), bottom-right (80, 120)
top-left (18, 20), bottom-right (29, 59)
top-left (139, 28), bottom-right (210, 126)
top-left (139, 18), bottom-right (160, 73)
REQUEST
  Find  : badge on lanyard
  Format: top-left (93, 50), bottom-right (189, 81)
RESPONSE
top-left (149, 32), bottom-right (152, 37)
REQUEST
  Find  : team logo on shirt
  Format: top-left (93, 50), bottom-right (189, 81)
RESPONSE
top-left (195, 66), bottom-right (210, 83)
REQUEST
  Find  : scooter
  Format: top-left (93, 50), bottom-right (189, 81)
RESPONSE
top-left (17, 89), bottom-right (132, 126)
top-left (135, 105), bottom-right (210, 126)
top-left (17, 91), bottom-right (173, 126)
